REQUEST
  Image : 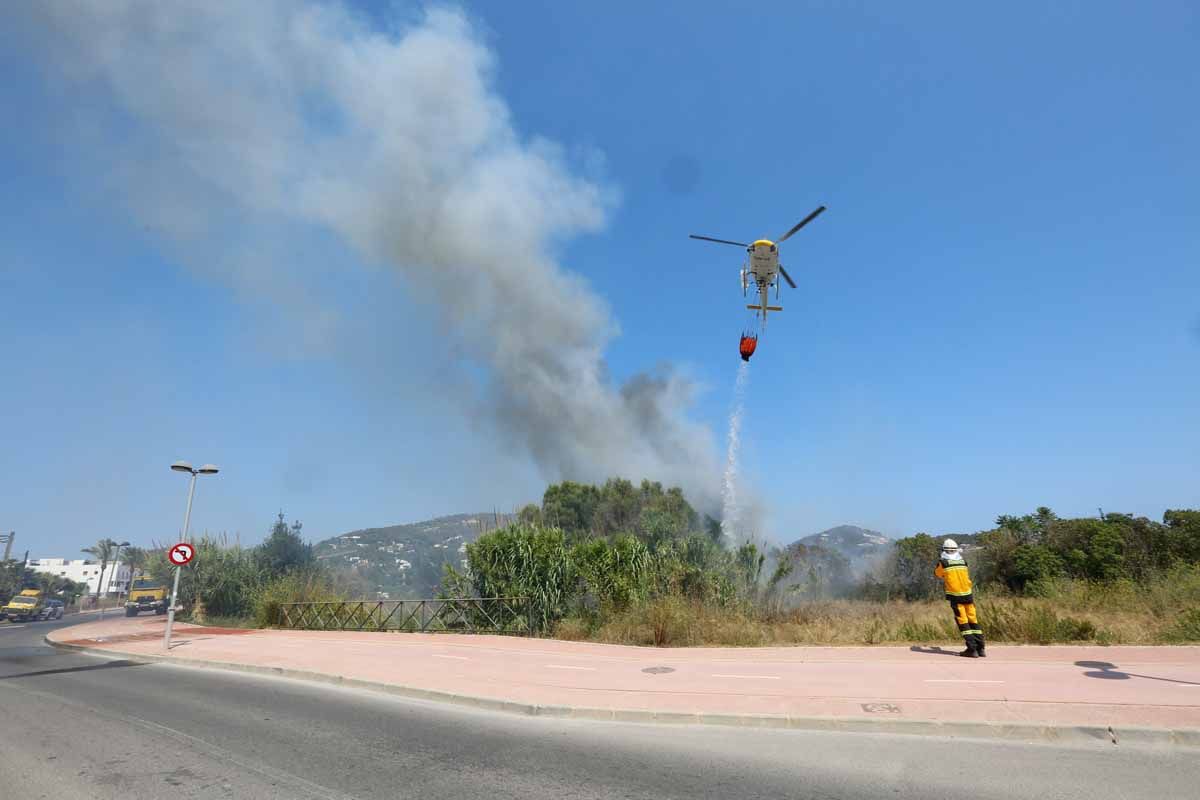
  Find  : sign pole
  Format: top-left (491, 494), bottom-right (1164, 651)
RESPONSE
top-left (163, 564), bottom-right (183, 650)
top-left (162, 544), bottom-right (195, 649)
top-left (164, 473), bottom-right (198, 650)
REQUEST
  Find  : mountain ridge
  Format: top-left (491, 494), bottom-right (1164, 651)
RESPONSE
top-left (316, 517), bottom-right (896, 598)
top-left (788, 525), bottom-right (892, 567)
top-left (315, 512), bottom-right (514, 599)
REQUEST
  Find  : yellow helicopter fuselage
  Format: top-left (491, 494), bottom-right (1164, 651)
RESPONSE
top-left (746, 240), bottom-right (782, 322)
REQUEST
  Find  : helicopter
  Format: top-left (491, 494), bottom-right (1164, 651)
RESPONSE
top-left (690, 205), bottom-right (826, 325)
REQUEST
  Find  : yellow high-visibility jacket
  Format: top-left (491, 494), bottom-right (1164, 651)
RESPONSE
top-left (935, 553), bottom-right (973, 600)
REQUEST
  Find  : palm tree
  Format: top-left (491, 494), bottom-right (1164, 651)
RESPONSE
top-left (82, 538), bottom-right (119, 602)
top-left (122, 546), bottom-right (148, 578)
top-left (33, 573), bottom-right (88, 604)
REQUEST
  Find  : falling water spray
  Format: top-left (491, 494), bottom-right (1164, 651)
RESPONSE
top-left (720, 361), bottom-right (750, 542)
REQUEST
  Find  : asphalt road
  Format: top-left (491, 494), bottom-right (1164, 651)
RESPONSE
top-left (1, 618), bottom-right (1196, 800)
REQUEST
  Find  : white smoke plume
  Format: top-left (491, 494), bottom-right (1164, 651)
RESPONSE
top-left (18, 2), bottom-right (719, 505)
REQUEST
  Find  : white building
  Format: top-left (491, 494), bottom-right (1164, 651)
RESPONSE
top-left (29, 558), bottom-right (131, 597)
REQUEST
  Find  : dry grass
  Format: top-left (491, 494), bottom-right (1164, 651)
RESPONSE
top-left (552, 567), bottom-right (1200, 647)
top-left (555, 599), bottom-right (957, 647)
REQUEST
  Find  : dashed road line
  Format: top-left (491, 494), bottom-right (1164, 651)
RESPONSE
top-left (432, 654), bottom-right (469, 661)
top-left (545, 664), bottom-right (596, 671)
top-left (924, 679), bottom-right (1005, 684)
top-left (711, 673), bottom-right (781, 680)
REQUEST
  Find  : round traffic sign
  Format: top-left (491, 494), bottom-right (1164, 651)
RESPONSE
top-left (168, 542), bottom-right (195, 566)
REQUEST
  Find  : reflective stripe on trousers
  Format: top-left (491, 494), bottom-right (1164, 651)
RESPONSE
top-left (950, 599), bottom-right (984, 639)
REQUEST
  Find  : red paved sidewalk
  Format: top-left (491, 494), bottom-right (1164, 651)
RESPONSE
top-left (49, 617), bottom-right (1200, 739)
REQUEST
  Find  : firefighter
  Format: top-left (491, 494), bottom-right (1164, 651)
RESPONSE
top-left (935, 539), bottom-right (986, 658)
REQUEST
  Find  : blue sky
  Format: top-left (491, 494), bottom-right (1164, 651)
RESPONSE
top-left (2, 1), bottom-right (1197, 557)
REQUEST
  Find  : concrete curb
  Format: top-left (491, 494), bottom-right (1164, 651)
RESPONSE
top-left (46, 636), bottom-right (1200, 748)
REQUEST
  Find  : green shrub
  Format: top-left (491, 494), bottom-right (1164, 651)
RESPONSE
top-left (643, 595), bottom-right (694, 646)
top-left (1163, 609), bottom-right (1200, 643)
top-left (985, 602), bottom-right (1098, 643)
top-left (895, 618), bottom-right (955, 642)
top-left (1011, 544), bottom-right (1065, 591)
top-left (572, 535), bottom-right (650, 610)
top-left (590, 596), bottom-right (699, 646)
top-left (253, 570), bottom-right (344, 628)
top-left (1144, 564), bottom-right (1200, 616)
top-left (553, 617), bottom-right (595, 641)
top-left (1053, 615), bottom-right (1097, 641)
top-left (462, 524), bottom-right (577, 632)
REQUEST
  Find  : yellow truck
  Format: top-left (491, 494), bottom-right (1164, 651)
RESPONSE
top-left (2, 589), bottom-right (45, 622)
top-left (125, 574), bottom-right (169, 616)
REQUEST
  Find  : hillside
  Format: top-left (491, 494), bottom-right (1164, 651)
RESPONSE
top-left (315, 513), bottom-right (513, 599)
top-left (318, 517), bottom-right (893, 599)
top-left (790, 525), bottom-right (891, 568)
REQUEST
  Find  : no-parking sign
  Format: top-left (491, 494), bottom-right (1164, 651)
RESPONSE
top-left (168, 542), bottom-right (195, 566)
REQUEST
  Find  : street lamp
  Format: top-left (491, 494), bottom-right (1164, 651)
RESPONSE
top-left (164, 460), bottom-right (219, 650)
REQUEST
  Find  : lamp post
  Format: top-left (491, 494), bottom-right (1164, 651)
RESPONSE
top-left (164, 461), bottom-right (219, 650)
top-left (97, 540), bottom-right (130, 622)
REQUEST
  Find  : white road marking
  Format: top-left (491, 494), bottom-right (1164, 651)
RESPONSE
top-left (924, 679), bottom-right (1005, 684)
top-left (432, 654), bottom-right (469, 661)
top-left (1, 625), bottom-right (28, 630)
top-left (711, 673), bottom-right (781, 680)
top-left (545, 664), bottom-right (596, 671)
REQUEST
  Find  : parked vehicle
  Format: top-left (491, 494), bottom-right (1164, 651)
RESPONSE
top-left (125, 575), bottom-right (169, 616)
top-left (2, 589), bottom-right (46, 622)
top-left (39, 599), bottom-right (65, 620)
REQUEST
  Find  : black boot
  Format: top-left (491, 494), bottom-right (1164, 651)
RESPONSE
top-left (958, 645), bottom-right (979, 658)
top-left (974, 635), bottom-right (986, 657)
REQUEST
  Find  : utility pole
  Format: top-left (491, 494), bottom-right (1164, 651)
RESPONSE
top-left (165, 472), bottom-right (199, 650)
top-left (165, 461), bottom-right (218, 651)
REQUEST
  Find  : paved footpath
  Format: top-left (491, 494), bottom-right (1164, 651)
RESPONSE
top-left (48, 617), bottom-right (1200, 743)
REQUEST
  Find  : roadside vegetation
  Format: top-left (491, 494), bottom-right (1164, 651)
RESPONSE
top-left (553, 568), bottom-right (1200, 646)
top-left (444, 481), bottom-right (1200, 646)
top-left (109, 480), bottom-right (1199, 647)
top-left (143, 513), bottom-right (352, 626)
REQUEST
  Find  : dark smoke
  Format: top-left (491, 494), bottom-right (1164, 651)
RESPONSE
top-left (19, 1), bottom-right (720, 506)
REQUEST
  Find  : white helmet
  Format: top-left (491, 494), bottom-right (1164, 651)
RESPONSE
top-left (942, 538), bottom-right (959, 552)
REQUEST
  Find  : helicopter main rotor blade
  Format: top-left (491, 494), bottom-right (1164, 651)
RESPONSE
top-left (775, 205), bottom-right (827, 244)
top-left (689, 234), bottom-right (750, 247)
top-left (778, 265), bottom-right (797, 289)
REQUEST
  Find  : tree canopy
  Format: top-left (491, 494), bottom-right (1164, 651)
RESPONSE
top-left (869, 507), bottom-right (1200, 598)
top-left (535, 478), bottom-right (702, 547)
top-left (257, 512), bottom-right (314, 576)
